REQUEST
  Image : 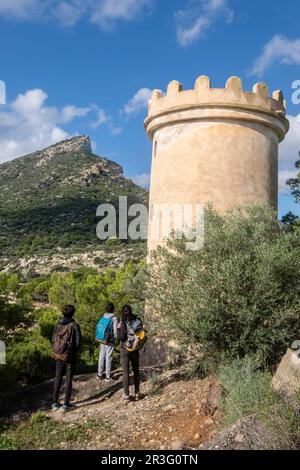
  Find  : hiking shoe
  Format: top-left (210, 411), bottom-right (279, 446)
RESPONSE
top-left (123, 393), bottom-right (130, 402)
top-left (105, 377), bottom-right (114, 383)
top-left (134, 393), bottom-right (141, 401)
top-left (51, 402), bottom-right (61, 411)
top-left (96, 374), bottom-right (105, 380)
top-left (62, 403), bottom-right (75, 411)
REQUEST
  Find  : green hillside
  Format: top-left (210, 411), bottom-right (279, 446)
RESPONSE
top-left (0, 136), bottom-right (148, 272)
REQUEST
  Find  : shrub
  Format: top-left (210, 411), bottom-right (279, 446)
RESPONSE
top-left (219, 355), bottom-right (300, 449)
top-left (7, 333), bottom-right (52, 383)
top-left (35, 308), bottom-right (59, 340)
top-left (148, 205), bottom-right (300, 367)
top-left (218, 355), bottom-right (273, 425)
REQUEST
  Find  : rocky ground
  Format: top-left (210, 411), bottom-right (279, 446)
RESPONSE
top-left (3, 367), bottom-right (224, 450)
top-left (4, 365), bottom-right (279, 450)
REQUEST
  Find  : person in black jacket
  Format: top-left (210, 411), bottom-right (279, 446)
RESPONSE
top-left (51, 304), bottom-right (81, 411)
top-left (117, 305), bottom-right (141, 402)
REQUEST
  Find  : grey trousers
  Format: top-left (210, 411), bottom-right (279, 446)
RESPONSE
top-left (98, 344), bottom-right (114, 378)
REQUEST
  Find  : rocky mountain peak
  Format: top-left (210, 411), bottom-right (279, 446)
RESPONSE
top-left (34, 135), bottom-right (93, 165)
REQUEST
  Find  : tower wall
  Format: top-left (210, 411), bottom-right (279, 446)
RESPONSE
top-left (144, 76), bottom-right (289, 253)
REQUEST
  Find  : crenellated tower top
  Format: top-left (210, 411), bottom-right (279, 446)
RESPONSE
top-left (145, 75), bottom-right (289, 141)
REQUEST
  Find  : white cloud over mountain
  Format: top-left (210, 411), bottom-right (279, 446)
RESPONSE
top-left (0, 88), bottom-right (120, 163)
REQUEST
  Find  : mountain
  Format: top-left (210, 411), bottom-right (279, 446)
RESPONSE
top-left (0, 136), bottom-right (148, 276)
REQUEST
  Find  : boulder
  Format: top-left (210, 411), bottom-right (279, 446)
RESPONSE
top-left (272, 348), bottom-right (300, 399)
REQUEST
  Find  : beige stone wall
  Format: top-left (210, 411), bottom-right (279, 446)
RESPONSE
top-left (145, 76), bottom-right (289, 253)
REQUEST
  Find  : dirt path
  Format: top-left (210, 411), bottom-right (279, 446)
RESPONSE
top-left (3, 368), bottom-right (222, 450)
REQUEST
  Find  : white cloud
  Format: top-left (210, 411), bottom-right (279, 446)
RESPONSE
top-left (0, 0), bottom-right (43, 20)
top-left (90, 107), bottom-right (123, 135)
top-left (0, 0), bottom-right (152, 29)
top-left (52, 1), bottom-right (87, 27)
top-left (131, 172), bottom-right (150, 188)
top-left (122, 88), bottom-right (152, 116)
top-left (90, 108), bottom-right (109, 129)
top-left (0, 89), bottom-right (81, 162)
top-left (278, 169), bottom-right (298, 194)
top-left (0, 88), bottom-right (121, 163)
top-left (91, 0), bottom-right (152, 30)
top-left (278, 114), bottom-right (300, 194)
top-left (176, 0), bottom-right (234, 47)
top-left (251, 35), bottom-right (300, 77)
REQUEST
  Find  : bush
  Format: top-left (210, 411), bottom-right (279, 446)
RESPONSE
top-left (148, 205), bottom-right (300, 367)
top-left (7, 333), bottom-right (52, 383)
top-left (35, 308), bottom-right (59, 340)
top-left (219, 355), bottom-right (300, 449)
top-left (218, 355), bottom-right (273, 425)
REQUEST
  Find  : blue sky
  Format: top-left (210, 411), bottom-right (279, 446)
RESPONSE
top-left (0, 0), bottom-right (300, 217)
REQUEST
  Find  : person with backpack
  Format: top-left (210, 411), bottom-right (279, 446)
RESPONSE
top-left (51, 304), bottom-right (81, 411)
top-left (96, 302), bottom-right (118, 382)
top-left (118, 305), bottom-right (146, 402)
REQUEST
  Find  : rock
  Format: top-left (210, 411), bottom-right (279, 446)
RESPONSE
top-left (194, 433), bottom-right (200, 440)
top-left (165, 404), bottom-right (175, 411)
top-left (200, 415), bottom-right (268, 450)
top-left (201, 381), bottom-right (222, 416)
top-left (272, 348), bottom-right (300, 399)
top-left (234, 433), bottom-right (245, 443)
top-left (204, 417), bottom-right (214, 425)
top-left (171, 440), bottom-right (185, 450)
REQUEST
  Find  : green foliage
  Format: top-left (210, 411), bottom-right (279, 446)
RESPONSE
top-left (219, 356), bottom-right (300, 449)
top-left (35, 308), bottom-right (60, 340)
top-left (7, 332), bottom-right (52, 383)
top-left (148, 205), bottom-right (300, 367)
top-left (0, 412), bottom-right (110, 450)
top-left (286, 153), bottom-right (300, 204)
top-left (0, 259), bottom-right (146, 396)
top-left (0, 137), bottom-right (148, 262)
top-left (48, 272), bottom-right (76, 310)
top-left (18, 278), bottom-right (51, 303)
top-left (219, 355), bottom-right (273, 424)
top-left (0, 273), bottom-right (28, 340)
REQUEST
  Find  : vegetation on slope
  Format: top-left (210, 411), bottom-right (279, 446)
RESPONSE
top-left (0, 136), bottom-right (148, 267)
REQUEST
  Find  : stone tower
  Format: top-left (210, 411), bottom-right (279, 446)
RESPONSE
top-left (144, 76), bottom-right (289, 252)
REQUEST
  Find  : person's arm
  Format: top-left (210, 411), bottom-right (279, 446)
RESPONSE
top-left (51, 324), bottom-right (57, 344)
top-left (113, 316), bottom-right (118, 341)
top-left (74, 323), bottom-right (82, 350)
top-left (117, 320), bottom-right (127, 343)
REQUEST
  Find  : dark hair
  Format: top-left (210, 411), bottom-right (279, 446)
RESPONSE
top-left (122, 304), bottom-right (134, 322)
top-left (106, 302), bottom-right (115, 313)
top-left (62, 304), bottom-right (76, 318)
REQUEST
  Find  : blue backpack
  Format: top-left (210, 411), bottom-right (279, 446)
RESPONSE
top-left (96, 316), bottom-right (113, 345)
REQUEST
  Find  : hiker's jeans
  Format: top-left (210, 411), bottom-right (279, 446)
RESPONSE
top-left (53, 360), bottom-right (75, 405)
top-left (98, 344), bottom-right (114, 378)
top-left (120, 348), bottom-right (140, 396)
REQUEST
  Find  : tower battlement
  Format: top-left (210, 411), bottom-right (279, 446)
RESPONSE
top-left (144, 74), bottom-right (290, 253)
top-left (147, 75), bottom-right (286, 116)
